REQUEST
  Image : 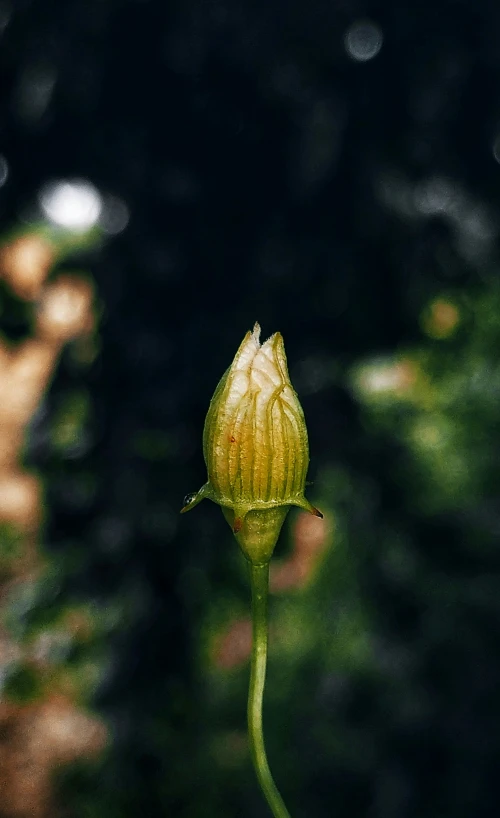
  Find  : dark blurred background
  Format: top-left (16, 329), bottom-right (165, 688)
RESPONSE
top-left (1, 1), bottom-right (500, 817)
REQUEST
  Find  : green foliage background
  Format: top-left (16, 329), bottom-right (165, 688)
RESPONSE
top-left (2, 1), bottom-right (500, 817)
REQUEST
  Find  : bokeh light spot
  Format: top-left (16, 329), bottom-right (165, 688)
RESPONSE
top-left (39, 179), bottom-right (102, 231)
top-left (414, 176), bottom-right (461, 216)
top-left (0, 154), bottom-right (9, 187)
top-left (353, 357), bottom-right (418, 400)
top-left (99, 194), bottom-right (130, 235)
top-left (421, 298), bottom-right (461, 339)
top-left (344, 20), bottom-right (383, 62)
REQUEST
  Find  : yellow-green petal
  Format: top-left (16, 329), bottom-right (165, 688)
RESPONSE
top-left (182, 323), bottom-right (322, 563)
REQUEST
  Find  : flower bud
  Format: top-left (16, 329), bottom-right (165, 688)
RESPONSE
top-left (182, 323), bottom-right (321, 564)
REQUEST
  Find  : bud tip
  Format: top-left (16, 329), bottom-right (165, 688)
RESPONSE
top-left (252, 322), bottom-right (261, 344)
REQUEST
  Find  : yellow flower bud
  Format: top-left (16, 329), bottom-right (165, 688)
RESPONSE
top-left (182, 323), bottom-right (321, 564)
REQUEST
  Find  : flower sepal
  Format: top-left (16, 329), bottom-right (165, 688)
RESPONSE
top-left (222, 505), bottom-right (289, 565)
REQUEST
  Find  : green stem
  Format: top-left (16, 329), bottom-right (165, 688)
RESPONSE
top-left (247, 561), bottom-right (291, 818)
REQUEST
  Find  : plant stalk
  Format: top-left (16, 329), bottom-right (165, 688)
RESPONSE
top-left (247, 561), bottom-right (291, 818)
